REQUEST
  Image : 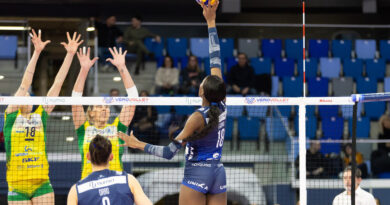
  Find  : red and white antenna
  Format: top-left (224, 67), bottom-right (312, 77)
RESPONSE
top-left (302, 0), bottom-right (306, 97)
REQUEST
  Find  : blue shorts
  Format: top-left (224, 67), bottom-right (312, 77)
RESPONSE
top-left (182, 161), bottom-right (227, 194)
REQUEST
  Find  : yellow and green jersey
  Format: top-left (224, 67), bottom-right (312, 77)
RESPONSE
top-left (4, 105), bottom-right (49, 182)
top-left (76, 117), bottom-right (127, 179)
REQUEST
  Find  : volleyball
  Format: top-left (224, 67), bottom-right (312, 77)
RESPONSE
top-left (196, 0), bottom-right (216, 6)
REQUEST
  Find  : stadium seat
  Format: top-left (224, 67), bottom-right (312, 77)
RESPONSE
top-left (273, 106), bottom-right (292, 118)
top-left (295, 116), bottom-right (317, 139)
top-left (190, 38), bottom-right (209, 58)
top-left (342, 58), bottom-right (363, 79)
top-left (282, 76), bottom-right (303, 97)
top-left (321, 136), bottom-right (342, 155)
top-left (266, 117), bottom-right (288, 141)
top-left (227, 106), bottom-right (244, 118)
top-left (356, 77), bottom-right (377, 94)
top-left (250, 57), bottom-right (272, 75)
top-left (166, 38), bottom-right (188, 58)
top-left (332, 39), bottom-right (352, 59)
top-left (225, 117), bottom-right (234, 141)
top-left (246, 106), bottom-right (268, 119)
top-left (322, 116), bottom-right (344, 138)
top-left (174, 106), bottom-right (195, 115)
top-left (319, 57), bottom-right (341, 78)
top-left (238, 38), bottom-right (260, 58)
top-left (297, 58), bottom-right (318, 79)
top-left (156, 56), bottom-right (179, 68)
top-left (365, 59), bottom-right (385, 80)
top-left (331, 77), bottom-right (353, 96)
top-left (271, 76), bottom-right (279, 97)
top-left (285, 39), bottom-right (303, 60)
top-left (379, 40), bottom-right (390, 60)
top-left (364, 101), bottom-right (386, 120)
top-left (155, 106), bottom-right (172, 114)
top-left (144, 37), bottom-right (164, 58)
top-left (308, 77), bottom-right (329, 97)
top-left (261, 39), bottom-right (282, 59)
top-left (355, 39), bottom-right (376, 59)
top-left (220, 38), bottom-right (234, 60)
top-left (226, 56), bottom-right (238, 73)
top-left (348, 117), bottom-right (370, 138)
top-left (385, 77), bottom-right (390, 92)
top-left (274, 58), bottom-right (295, 77)
top-left (238, 116), bottom-right (260, 140)
top-left (318, 105), bottom-right (339, 119)
top-left (0, 35), bottom-right (17, 59)
top-left (309, 39), bottom-right (329, 58)
top-left (341, 103), bottom-right (363, 119)
top-left (377, 172), bottom-right (390, 179)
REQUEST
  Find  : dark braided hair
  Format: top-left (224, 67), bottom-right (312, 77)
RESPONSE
top-left (89, 135), bottom-right (112, 166)
top-left (184, 75), bottom-right (226, 142)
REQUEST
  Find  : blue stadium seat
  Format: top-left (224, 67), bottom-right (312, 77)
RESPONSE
top-left (250, 57), bottom-right (272, 75)
top-left (225, 117), bottom-right (234, 141)
top-left (156, 56), bottom-right (179, 68)
top-left (155, 106), bottom-right (172, 114)
top-left (385, 77), bottom-right (390, 92)
top-left (0, 35), bottom-right (17, 59)
top-left (285, 39), bottom-right (303, 60)
top-left (190, 38), bottom-right (209, 58)
top-left (365, 101), bottom-right (386, 120)
top-left (348, 117), bottom-right (370, 138)
top-left (271, 76), bottom-right (279, 97)
top-left (355, 39), bottom-right (376, 59)
top-left (226, 57), bottom-right (238, 73)
top-left (227, 106), bottom-right (244, 118)
top-left (174, 106), bottom-right (195, 115)
top-left (238, 38), bottom-right (259, 58)
top-left (378, 172), bottom-right (390, 179)
top-left (309, 39), bottom-right (329, 58)
top-left (283, 76), bottom-right (303, 97)
top-left (238, 117), bottom-right (260, 140)
top-left (365, 59), bottom-right (385, 80)
top-left (220, 38), bottom-right (234, 60)
top-left (319, 57), bottom-right (341, 78)
top-left (275, 58), bottom-right (295, 77)
top-left (166, 38), bottom-right (188, 58)
top-left (266, 117), bottom-right (288, 141)
top-left (341, 104), bottom-right (363, 119)
top-left (246, 106), bottom-right (268, 119)
top-left (295, 116), bottom-right (317, 139)
top-left (322, 116), bottom-right (344, 138)
top-left (318, 106), bottom-right (339, 119)
top-left (274, 106), bottom-right (292, 118)
top-left (144, 37), bottom-right (164, 58)
top-left (261, 39), bottom-right (282, 59)
top-left (298, 58), bottom-right (318, 79)
top-left (343, 58), bottom-right (363, 79)
top-left (321, 136), bottom-right (342, 155)
top-left (308, 77), bottom-right (329, 97)
top-left (332, 39), bottom-right (352, 59)
top-left (380, 40), bottom-right (390, 60)
top-left (356, 77), bottom-right (377, 94)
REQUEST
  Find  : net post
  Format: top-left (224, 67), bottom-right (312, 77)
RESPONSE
top-left (351, 102), bottom-right (358, 205)
top-left (298, 103), bottom-right (307, 205)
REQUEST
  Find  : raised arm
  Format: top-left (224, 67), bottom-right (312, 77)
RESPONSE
top-left (6, 29), bottom-right (50, 113)
top-left (66, 185), bottom-right (78, 205)
top-left (106, 47), bottom-right (136, 126)
top-left (44, 32), bottom-right (84, 114)
top-left (71, 47), bottom-right (98, 129)
top-left (201, 1), bottom-right (222, 80)
top-left (128, 174), bottom-right (153, 205)
top-left (118, 112), bottom-right (204, 160)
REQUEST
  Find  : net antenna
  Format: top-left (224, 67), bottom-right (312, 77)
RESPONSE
top-left (302, 0), bottom-right (306, 98)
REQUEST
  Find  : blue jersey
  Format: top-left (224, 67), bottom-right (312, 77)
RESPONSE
top-left (76, 169), bottom-right (134, 205)
top-left (185, 101), bottom-right (227, 162)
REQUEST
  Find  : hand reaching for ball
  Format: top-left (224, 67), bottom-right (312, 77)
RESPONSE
top-left (199, 0), bottom-right (219, 25)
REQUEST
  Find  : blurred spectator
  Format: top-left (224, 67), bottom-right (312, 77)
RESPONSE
top-left (343, 143), bottom-right (364, 166)
top-left (155, 56), bottom-right (179, 95)
top-left (227, 53), bottom-right (255, 96)
top-left (370, 113), bottom-right (390, 176)
top-left (93, 16), bottom-right (123, 71)
top-left (179, 56), bottom-right (204, 95)
top-left (378, 114), bottom-right (390, 150)
top-left (129, 90), bottom-right (159, 145)
top-left (109, 88), bottom-right (121, 114)
top-left (124, 15), bottom-right (161, 75)
top-left (295, 141), bottom-right (327, 178)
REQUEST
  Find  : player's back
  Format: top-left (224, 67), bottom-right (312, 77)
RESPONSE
top-left (76, 169), bottom-right (134, 205)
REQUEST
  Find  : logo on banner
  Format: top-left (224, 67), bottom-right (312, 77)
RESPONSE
top-left (245, 97), bottom-right (256, 104)
top-left (42, 97), bottom-right (66, 105)
top-left (103, 97), bottom-right (114, 104)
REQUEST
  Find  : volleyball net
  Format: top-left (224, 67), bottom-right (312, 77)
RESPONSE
top-left (0, 94), bottom-right (389, 205)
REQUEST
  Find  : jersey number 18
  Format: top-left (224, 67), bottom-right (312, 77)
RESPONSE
top-left (216, 129), bottom-right (224, 148)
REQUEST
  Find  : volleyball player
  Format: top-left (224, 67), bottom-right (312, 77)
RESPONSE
top-left (71, 47), bottom-right (137, 179)
top-left (66, 135), bottom-right (152, 205)
top-left (4, 30), bottom-right (83, 204)
top-left (119, 1), bottom-right (228, 204)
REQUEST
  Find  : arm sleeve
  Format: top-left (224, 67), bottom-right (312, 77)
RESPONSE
top-left (208, 27), bottom-right (221, 70)
top-left (144, 141), bottom-right (182, 160)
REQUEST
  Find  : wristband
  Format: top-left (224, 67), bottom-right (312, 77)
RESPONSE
top-left (72, 91), bottom-right (82, 97)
